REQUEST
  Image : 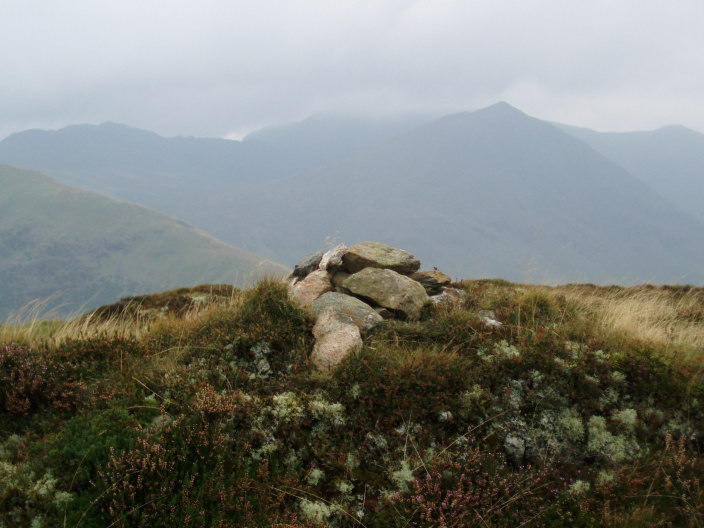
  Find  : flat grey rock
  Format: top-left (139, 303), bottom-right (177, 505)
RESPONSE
top-left (342, 241), bottom-right (421, 275)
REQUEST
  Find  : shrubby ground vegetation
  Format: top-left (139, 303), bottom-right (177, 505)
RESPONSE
top-left (1, 279), bottom-right (703, 526)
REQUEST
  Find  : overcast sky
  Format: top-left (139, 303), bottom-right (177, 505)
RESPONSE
top-left (2, 1), bottom-right (704, 140)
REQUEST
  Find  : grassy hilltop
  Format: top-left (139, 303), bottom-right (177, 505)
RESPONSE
top-left (1, 279), bottom-right (703, 527)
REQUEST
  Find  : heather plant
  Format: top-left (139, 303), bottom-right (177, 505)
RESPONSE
top-left (1, 278), bottom-right (703, 526)
top-left (100, 393), bottom-right (316, 527)
top-left (0, 344), bottom-right (86, 418)
top-left (378, 447), bottom-right (559, 527)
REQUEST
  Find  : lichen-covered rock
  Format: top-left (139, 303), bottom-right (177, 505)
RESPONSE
top-left (311, 292), bottom-right (383, 332)
top-left (311, 308), bottom-right (363, 371)
top-left (292, 251), bottom-right (324, 278)
top-left (342, 241), bottom-right (421, 275)
top-left (343, 268), bottom-right (428, 321)
top-left (411, 270), bottom-right (452, 295)
top-left (288, 270), bottom-right (332, 308)
top-left (319, 243), bottom-right (347, 271)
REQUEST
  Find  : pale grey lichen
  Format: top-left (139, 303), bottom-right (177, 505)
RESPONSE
top-left (556, 408), bottom-right (585, 443)
top-left (569, 479), bottom-right (591, 495)
top-left (390, 460), bottom-right (416, 492)
top-left (307, 468), bottom-right (325, 487)
top-left (438, 410), bottom-right (453, 422)
top-left (299, 498), bottom-right (338, 523)
top-left (271, 392), bottom-right (304, 422)
top-left (612, 408), bottom-right (638, 432)
top-left (587, 415), bottom-right (638, 463)
top-left (309, 398), bottom-right (346, 426)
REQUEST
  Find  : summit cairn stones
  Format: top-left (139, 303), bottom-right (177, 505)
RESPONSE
top-left (311, 308), bottom-right (363, 371)
top-left (411, 270), bottom-right (452, 295)
top-left (286, 241), bottom-right (462, 370)
top-left (288, 270), bottom-right (332, 308)
top-left (342, 268), bottom-right (428, 321)
top-left (319, 243), bottom-right (347, 271)
top-left (311, 292), bottom-right (383, 332)
top-left (292, 251), bottom-right (324, 278)
top-left (342, 242), bottom-right (421, 275)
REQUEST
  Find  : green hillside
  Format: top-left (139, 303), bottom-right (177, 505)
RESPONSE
top-left (0, 164), bottom-right (288, 317)
top-left (1, 278), bottom-right (702, 526)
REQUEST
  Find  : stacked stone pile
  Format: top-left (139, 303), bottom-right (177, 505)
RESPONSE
top-left (286, 241), bottom-right (469, 371)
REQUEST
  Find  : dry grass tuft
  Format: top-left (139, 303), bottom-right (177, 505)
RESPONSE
top-left (548, 284), bottom-right (704, 359)
top-left (0, 286), bottom-right (246, 350)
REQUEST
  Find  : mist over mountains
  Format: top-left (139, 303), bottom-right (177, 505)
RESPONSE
top-left (2, 102), bottom-right (703, 310)
top-left (216, 103), bottom-right (704, 284)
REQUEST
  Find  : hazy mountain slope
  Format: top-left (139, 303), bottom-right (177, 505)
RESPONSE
top-left (213, 103), bottom-right (704, 285)
top-left (243, 113), bottom-right (432, 170)
top-left (557, 123), bottom-right (704, 224)
top-left (0, 164), bottom-right (287, 317)
top-left (0, 117), bottom-right (428, 226)
top-left (0, 122), bottom-right (294, 214)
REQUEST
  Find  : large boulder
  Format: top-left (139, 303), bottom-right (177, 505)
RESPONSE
top-left (311, 292), bottom-right (383, 332)
top-left (342, 268), bottom-right (429, 321)
top-left (342, 242), bottom-right (421, 275)
top-left (288, 270), bottom-right (332, 308)
top-left (311, 308), bottom-right (363, 371)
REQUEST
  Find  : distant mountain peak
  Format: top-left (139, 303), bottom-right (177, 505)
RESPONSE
top-left (476, 101), bottom-right (525, 116)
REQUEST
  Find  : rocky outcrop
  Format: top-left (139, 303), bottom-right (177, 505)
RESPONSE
top-left (286, 241), bottom-right (471, 371)
top-left (342, 242), bottom-right (421, 275)
top-left (343, 268), bottom-right (428, 321)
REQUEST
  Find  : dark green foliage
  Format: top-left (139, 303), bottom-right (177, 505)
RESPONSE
top-left (42, 407), bottom-right (141, 527)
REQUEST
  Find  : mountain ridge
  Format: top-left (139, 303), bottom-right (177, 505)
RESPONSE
top-left (2, 104), bottom-right (704, 286)
top-left (213, 103), bottom-right (704, 285)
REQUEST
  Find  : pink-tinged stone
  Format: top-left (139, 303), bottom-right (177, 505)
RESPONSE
top-left (288, 270), bottom-right (332, 308)
top-left (311, 308), bottom-right (363, 371)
